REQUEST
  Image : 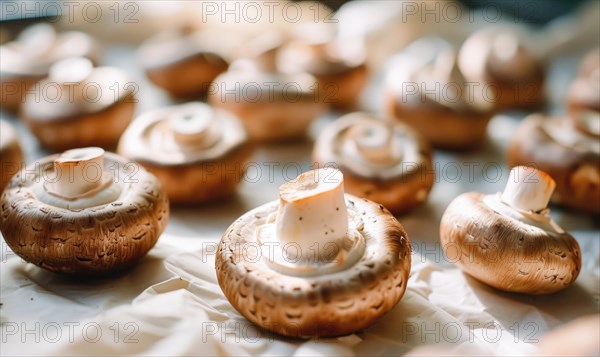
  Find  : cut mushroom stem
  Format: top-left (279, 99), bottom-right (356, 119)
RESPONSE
top-left (350, 123), bottom-right (398, 164)
top-left (170, 104), bottom-right (220, 148)
top-left (45, 147), bottom-right (107, 199)
top-left (501, 166), bottom-right (556, 213)
top-left (275, 168), bottom-right (348, 262)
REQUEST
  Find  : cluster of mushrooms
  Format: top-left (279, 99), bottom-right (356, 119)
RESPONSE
top-left (0, 7), bottom-right (597, 341)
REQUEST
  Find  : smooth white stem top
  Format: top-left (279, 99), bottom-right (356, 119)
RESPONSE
top-left (501, 166), bottom-right (556, 212)
top-left (275, 168), bottom-right (348, 261)
top-left (170, 103), bottom-right (220, 148)
top-left (48, 57), bottom-right (93, 85)
top-left (47, 147), bottom-right (106, 199)
top-left (344, 122), bottom-right (402, 165)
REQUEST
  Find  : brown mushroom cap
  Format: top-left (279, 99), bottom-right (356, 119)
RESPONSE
top-left (277, 24), bottom-right (368, 110)
top-left (209, 64), bottom-right (325, 142)
top-left (0, 148), bottom-right (169, 276)
top-left (216, 169), bottom-right (411, 337)
top-left (139, 28), bottom-right (231, 99)
top-left (117, 102), bottom-right (253, 204)
top-left (313, 112), bottom-right (434, 214)
top-left (507, 114), bottom-right (600, 215)
top-left (20, 58), bottom-right (135, 152)
top-left (457, 27), bottom-right (545, 109)
top-left (0, 120), bottom-right (24, 192)
top-left (440, 166), bottom-right (581, 294)
top-left (0, 23), bottom-right (101, 111)
top-left (567, 48), bottom-right (600, 115)
top-left (385, 38), bottom-right (495, 150)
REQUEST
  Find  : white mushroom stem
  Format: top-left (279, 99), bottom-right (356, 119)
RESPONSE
top-left (501, 166), bottom-right (556, 213)
top-left (275, 168), bottom-right (348, 262)
top-left (47, 147), bottom-right (107, 199)
top-left (48, 57), bottom-right (93, 85)
top-left (171, 104), bottom-right (220, 148)
top-left (348, 123), bottom-right (398, 164)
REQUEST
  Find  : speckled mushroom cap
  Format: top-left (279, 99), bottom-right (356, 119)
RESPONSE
top-left (384, 37), bottom-right (495, 150)
top-left (313, 112), bottom-right (434, 214)
top-left (138, 27), bottom-right (231, 98)
top-left (209, 62), bottom-right (326, 142)
top-left (440, 166), bottom-right (581, 294)
top-left (20, 57), bottom-right (135, 151)
top-left (507, 113), bottom-right (600, 215)
top-left (0, 23), bottom-right (101, 111)
top-left (458, 27), bottom-right (545, 109)
top-left (0, 120), bottom-right (24, 192)
top-left (277, 23), bottom-right (368, 110)
top-left (0, 147), bottom-right (169, 276)
top-left (117, 102), bottom-right (253, 204)
top-left (216, 168), bottom-right (411, 337)
top-left (567, 48), bottom-right (600, 115)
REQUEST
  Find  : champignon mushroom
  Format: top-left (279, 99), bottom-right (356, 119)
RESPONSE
top-left (384, 38), bottom-right (495, 150)
top-left (440, 166), bottom-right (581, 294)
top-left (507, 113), bottom-right (599, 215)
top-left (117, 102), bottom-right (253, 204)
top-left (20, 57), bottom-right (135, 151)
top-left (278, 23), bottom-right (368, 110)
top-left (0, 147), bottom-right (169, 276)
top-left (0, 120), bottom-right (24, 192)
top-left (457, 27), bottom-right (545, 109)
top-left (567, 48), bottom-right (600, 115)
top-left (0, 23), bottom-right (101, 112)
top-left (209, 61), bottom-right (326, 142)
top-left (313, 112), bottom-right (434, 214)
top-left (138, 27), bottom-right (232, 99)
top-left (216, 168), bottom-right (411, 337)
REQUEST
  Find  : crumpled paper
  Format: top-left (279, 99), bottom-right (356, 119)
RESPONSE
top-left (2, 231), bottom-right (597, 356)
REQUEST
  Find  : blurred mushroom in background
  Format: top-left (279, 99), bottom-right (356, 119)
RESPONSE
top-left (0, 23), bottom-right (101, 112)
top-left (20, 57), bottom-right (135, 151)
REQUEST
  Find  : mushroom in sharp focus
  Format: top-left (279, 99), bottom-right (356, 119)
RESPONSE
top-left (566, 48), bottom-right (600, 116)
top-left (216, 168), bottom-right (411, 337)
top-left (313, 112), bottom-right (434, 214)
top-left (117, 102), bottom-right (253, 204)
top-left (507, 113), bottom-right (599, 215)
top-left (0, 23), bottom-right (101, 112)
top-left (209, 61), bottom-right (326, 142)
top-left (0, 120), bottom-right (24, 192)
top-left (0, 147), bottom-right (169, 276)
top-left (458, 27), bottom-right (546, 109)
top-left (20, 57), bottom-right (136, 152)
top-left (384, 37), bottom-right (495, 150)
top-left (138, 27), bottom-right (232, 99)
top-left (440, 166), bottom-right (581, 294)
top-left (278, 23), bottom-right (369, 110)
